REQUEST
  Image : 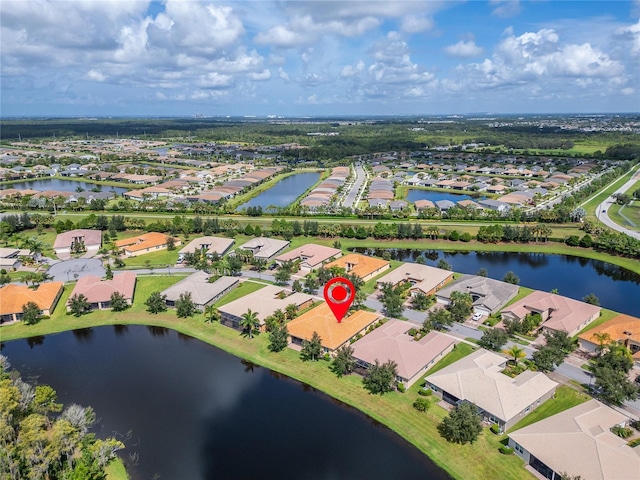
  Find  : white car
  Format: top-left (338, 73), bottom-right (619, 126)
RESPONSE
top-left (472, 312), bottom-right (483, 321)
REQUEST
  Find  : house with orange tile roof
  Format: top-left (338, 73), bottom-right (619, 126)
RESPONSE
top-left (0, 282), bottom-right (64, 324)
top-left (501, 290), bottom-right (601, 337)
top-left (115, 232), bottom-right (181, 257)
top-left (578, 314), bottom-right (640, 365)
top-left (351, 320), bottom-right (455, 387)
top-left (66, 272), bottom-right (136, 311)
top-left (323, 253), bottom-right (390, 282)
top-left (287, 302), bottom-right (381, 354)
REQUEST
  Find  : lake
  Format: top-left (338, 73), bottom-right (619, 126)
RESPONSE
top-left (2, 326), bottom-right (450, 480)
top-left (406, 189), bottom-right (482, 204)
top-left (10, 178), bottom-right (128, 195)
top-left (353, 248), bottom-right (640, 316)
top-left (238, 172), bottom-right (321, 210)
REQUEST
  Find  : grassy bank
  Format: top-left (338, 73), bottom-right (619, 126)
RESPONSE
top-left (1, 277), bottom-right (533, 480)
top-left (581, 164), bottom-right (640, 222)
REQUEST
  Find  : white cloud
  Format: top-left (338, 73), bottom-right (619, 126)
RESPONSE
top-left (490, 0), bottom-right (521, 18)
top-left (278, 67), bottom-right (290, 82)
top-left (85, 69), bottom-right (106, 82)
top-left (444, 40), bottom-right (484, 58)
top-left (400, 15), bottom-right (434, 34)
top-left (616, 19), bottom-right (640, 57)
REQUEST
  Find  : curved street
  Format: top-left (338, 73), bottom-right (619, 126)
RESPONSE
top-left (596, 165), bottom-right (640, 240)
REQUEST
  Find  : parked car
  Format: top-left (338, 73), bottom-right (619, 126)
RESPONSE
top-left (472, 312), bottom-right (483, 321)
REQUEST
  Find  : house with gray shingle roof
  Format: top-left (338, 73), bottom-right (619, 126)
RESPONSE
top-left (436, 274), bottom-right (519, 316)
top-left (161, 272), bottom-right (239, 311)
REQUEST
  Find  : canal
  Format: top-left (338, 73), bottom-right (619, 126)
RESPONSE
top-left (238, 172), bottom-right (321, 210)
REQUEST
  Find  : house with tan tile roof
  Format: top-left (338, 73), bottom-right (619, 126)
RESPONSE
top-left (287, 302), bottom-right (381, 353)
top-left (67, 272), bottom-right (136, 311)
top-left (235, 237), bottom-right (290, 260)
top-left (578, 314), bottom-right (640, 364)
top-left (376, 263), bottom-right (453, 297)
top-left (508, 399), bottom-right (640, 480)
top-left (53, 229), bottom-right (102, 257)
top-left (275, 244), bottom-right (342, 270)
top-left (425, 349), bottom-right (558, 432)
top-left (351, 320), bottom-right (455, 387)
top-left (0, 282), bottom-right (64, 324)
top-left (178, 236), bottom-right (235, 262)
top-left (501, 290), bottom-right (601, 337)
top-left (219, 285), bottom-right (314, 331)
top-left (115, 232), bottom-right (181, 257)
top-left (323, 253), bottom-right (390, 282)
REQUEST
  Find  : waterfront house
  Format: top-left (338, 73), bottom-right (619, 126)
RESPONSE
top-left (376, 263), bottom-right (453, 297)
top-left (425, 349), bottom-right (558, 432)
top-left (235, 237), bottom-right (290, 260)
top-left (501, 291), bottom-right (601, 337)
top-left (351, 320), bottom-right (455, 387)
top-left (178, 236), bottom-right (235, 262)
top-left (508, 400), bottom-right (640, 480)
top-left (275, 244), bottom-right (342, 271)
top-left (287, 302), bottom-right (380, 354)
top-left (578, 314), bottom-right (640, 364)
top-left (436, 275), bottom-right (519, 316)
top-left (0, 282), bottom-right (64, 324)
top-left (161, 272), bottom-right (238, 311)
top-left (67, 272), bottom-right (136, 311)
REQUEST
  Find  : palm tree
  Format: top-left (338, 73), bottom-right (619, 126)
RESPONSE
top-left (591, 332), bottom-right (612, 357)
top-left (204, 305), bottom-right (220, 324)
top-left (240, 309), bottom-right (260, 339)
top-left (285, 303), bottom-right (298, 321)
top-left (503, 345), bottom-right (526, 367)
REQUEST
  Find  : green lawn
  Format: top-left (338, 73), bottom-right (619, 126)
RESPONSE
top-left (426, 342), bottom-right (477, 376)
top-left (581, 165), bottom-right (639, 221)
top-left (214, 280), bottom-right (266, 307)
top-left (1, 276), bottom-right (533, 480)
top-left (105, 458), bottom-right (129, 480)
top-left (508, 386), bottom-right (591, 432)
top-left (608, 200), bottom-right (640, 232)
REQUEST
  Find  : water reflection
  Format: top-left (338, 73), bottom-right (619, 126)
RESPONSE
top-left (352, 247), bottom-right (640, 316)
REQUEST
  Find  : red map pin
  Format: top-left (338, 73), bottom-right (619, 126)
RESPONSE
top-left (324, 277), bottom-right (355, 323)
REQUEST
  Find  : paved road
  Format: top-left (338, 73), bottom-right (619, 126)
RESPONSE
top-left (342, 164), bottom-right (368, 209)
top-left (595, 165), bottom-right (640, 240)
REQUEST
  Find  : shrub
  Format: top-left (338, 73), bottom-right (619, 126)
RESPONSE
top-left (630, 420), bottom-right (640, 431)
top-left (460, 232), bottom-right (472, 242)
top-left (448, 230), bottom-right (460, 241)
top-left (628, 438), bottom-right (640, 448)
top-left (413, 398), bottom-right (430, 412)
top-left (611, 425), bottom-right (634, 438)
top-left (499, 445), bottom-right (514, 455)
top-left (322, 353), bottom-right (331, 362)
top-left (490, 424), bottom-right (501, 435)
top-left (396, 383), bottom-right (406, 393)
top-left (418, 388), bottom-right (433, 396)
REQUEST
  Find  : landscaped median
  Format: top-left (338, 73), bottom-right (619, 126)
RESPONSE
top-left (0, 277), bottom-right (534, 480)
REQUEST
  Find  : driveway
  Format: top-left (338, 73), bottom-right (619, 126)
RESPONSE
top-left (47, 258), bottom-right (105, 282)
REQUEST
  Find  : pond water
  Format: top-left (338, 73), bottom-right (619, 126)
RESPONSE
top-left (2, 326), bottom-right (450, 480)
top-left (406, 189), bottom-right (482, 204)
top-left (353, 248), bottom-right (640, 317)
top-left (9, 178), bottom-right (128, 195)
top-left (238, 172), bottom-right (321, 210)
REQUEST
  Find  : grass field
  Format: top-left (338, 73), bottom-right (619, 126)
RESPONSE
top-left (1, 279), bottom-right (534, 480)
top-left (508, 386), bottom-right (590, 432)
top-left (608, 200), bottom-right (640, 232)
top-left (581, 164), bottom-right (640, 222)
top-left (105, 458), bottom-right (129, 480)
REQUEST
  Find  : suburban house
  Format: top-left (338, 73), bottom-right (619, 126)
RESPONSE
top-left (501, 291), bottom-right (601, 337)
top-left (219, 285), bottom-right (314, 331)
top-left (115, 232), bottom-right (181, 257)
top-left (161, 272), bottom-right (238, 311)
top-left (177, 236), bottom-right (235, 262)
top-left (287, 302), bottom-right (380, 354)
top-left (235, 237), bottom-right (290, 260)
top-left (351, 319), bottom-right (455, 387)
top-left (436, 275), bottom-right (519, 316)
top-left (0, 282), bottom-right (64, 324)
top-left (425, 349), bottom-right (558, 432)
top-left (53, 229), bottom-right (102, 257)
top-left (275, 244), bottom-right (342, 270)
top-left (508, 400), bottom-right (640, 480)
top-left (67, 272), bottom-right (136, 311)
top-left (0, 247), bottom-right (30, 270)
top-left (323, 253), bottom-right (390, 282)
top-left (578, 314), bottom-right (640, 364)
top-left (375, 263), bottom-right (453, 297)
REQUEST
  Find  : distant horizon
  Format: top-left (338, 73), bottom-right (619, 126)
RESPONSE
top-left (2, 1), bottom-right (639, 117)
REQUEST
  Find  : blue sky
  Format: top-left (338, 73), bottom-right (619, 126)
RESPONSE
top-left (1, 1), bottom-right (639, 117)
